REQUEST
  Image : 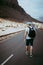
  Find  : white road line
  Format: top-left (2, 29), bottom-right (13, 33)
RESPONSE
top-left (1, 54), bottom-right (13, 65)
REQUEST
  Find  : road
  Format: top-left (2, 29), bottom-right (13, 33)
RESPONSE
top-left (0, 30), bottom-right (43, 65)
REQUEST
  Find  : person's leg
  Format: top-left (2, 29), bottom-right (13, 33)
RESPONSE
top-left (29, 39), bottom-right (33, 57)
top-left (26, 46), bottom-right (29, 51)
top-left (26, 45), bottom-right (30, 53)
top-left (30, 46), bottom-right (33, 56)
top-left (26, 45), bottom-right (30, 52)
top-left (25, 46), bottom-right (28, 55)
top-left (25, 39), bottom-right (29, 55)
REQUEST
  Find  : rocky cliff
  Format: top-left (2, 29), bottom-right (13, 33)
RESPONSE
top-left (0, 0), bottom-right (41, 23)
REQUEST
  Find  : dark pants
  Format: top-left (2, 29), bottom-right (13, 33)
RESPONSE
top-left (26, 39), bottom-right (34, 46)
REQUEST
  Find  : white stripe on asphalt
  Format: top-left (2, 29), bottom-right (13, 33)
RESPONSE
top-left (1, 54), bottom-right (13, 65)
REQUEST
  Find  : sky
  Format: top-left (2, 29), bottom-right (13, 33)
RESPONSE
top-left (18, 0), bottom-right (43, 21)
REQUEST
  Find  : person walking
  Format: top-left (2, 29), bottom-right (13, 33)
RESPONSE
top-left (24, 23), bottom-right (36, 57)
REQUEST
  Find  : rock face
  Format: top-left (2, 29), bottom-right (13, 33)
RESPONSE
top-left (0, 0), bottom-right (18, 6)
top-left (0, 0), bottom-right (41, 22)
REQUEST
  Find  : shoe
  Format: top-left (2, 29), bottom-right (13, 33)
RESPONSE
top-left (30, 55), bottom-right (33, 57)
top-left (25, 51), bottom-right (29, 55)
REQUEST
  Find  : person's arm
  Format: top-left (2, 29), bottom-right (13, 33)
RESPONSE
top-left (24, 30), bottom-right (28, 41)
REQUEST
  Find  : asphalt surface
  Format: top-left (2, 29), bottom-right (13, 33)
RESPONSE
top-left (0, 29), bottom-right (43, 65)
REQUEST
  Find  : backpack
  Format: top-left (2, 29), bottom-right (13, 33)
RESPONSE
top-left (28, 27), bottom-right (36, 38)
